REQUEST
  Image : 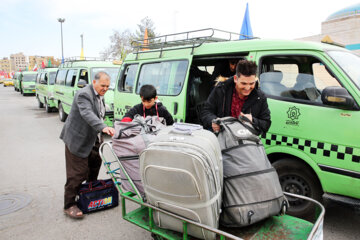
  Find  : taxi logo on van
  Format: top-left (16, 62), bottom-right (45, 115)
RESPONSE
top-left (286, 106), bottom-right (301, 126)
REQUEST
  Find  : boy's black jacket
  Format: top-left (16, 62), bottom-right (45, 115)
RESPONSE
top-left (124, 102), bottom-right (174, 125)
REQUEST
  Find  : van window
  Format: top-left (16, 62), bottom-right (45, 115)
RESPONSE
top-left (49, 72), bottom-right (56, 85)
top-left (56, 69), bottom-right (68, 85)
top-left (137, 60), bottom-right (188, 96)
top-left (91, 67), bottom-right (119, 89)
top-left (40, 73), bottom-right (46, 84)
top-left (65, 69), bottom-right (77, 87)
top-left (36, 73), bottom-right (41, 84)
top-left (119, 64), bottom-right (138, 92)
top-left (260, 55), bottom-right (342, 104)
top-left (79, 69), bottom-right (88, 83)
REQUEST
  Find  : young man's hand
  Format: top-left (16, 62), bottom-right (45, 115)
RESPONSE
top-left (102, 127), bottom-right (115, 136)
top-left (212, 123), bottom-right (220, 133)
top-left (240, 112), bottom-right (253, 123)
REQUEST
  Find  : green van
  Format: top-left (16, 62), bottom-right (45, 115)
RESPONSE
top-left (13, 72), bottom-right (21, 92)
top-left (35, 68), bottom-right (58, 112)
top-left (17, 71), bottom-right (37, 96)
top-left (53, 59), bottom-right (120, 126)
top-left (113, 29), bottom-right (360, 217)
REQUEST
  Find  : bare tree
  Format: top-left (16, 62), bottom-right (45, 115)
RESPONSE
top-left (101, 17), bottom-right (158, 60)
top-left (100, 29), bottom-right (132, 60)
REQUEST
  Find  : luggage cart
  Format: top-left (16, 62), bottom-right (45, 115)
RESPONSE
top-left (100, 142), bottom-right (324, 240)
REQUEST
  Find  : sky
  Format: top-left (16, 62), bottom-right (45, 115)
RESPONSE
top-left (0, 0), bottom-right (359, 60)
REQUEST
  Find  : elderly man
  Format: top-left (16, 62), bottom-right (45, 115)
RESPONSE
top-left (60, 72), bottom-right (115, 219)
top-left (202, 59), bottom-right (271, 134)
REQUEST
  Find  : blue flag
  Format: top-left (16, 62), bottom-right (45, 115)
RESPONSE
top-left (240, 3), bottom-right (253, 40)
top-left (61, 57), bottom-right (64, 64)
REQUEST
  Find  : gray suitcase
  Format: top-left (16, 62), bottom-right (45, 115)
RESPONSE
top-left (216, 116), bottom-right (288, 227)
top-left (140, 123), bottom-right (223, 240)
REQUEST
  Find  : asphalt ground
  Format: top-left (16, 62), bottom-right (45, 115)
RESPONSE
top-left (0, 85), bottom-right (359, 239)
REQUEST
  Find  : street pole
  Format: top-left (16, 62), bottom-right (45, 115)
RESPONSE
top-left (57, 18), bottom-right (65, 63)
top-left (80, 34), bottom-right (84, 60)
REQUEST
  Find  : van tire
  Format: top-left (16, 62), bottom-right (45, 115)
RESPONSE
top-left (58, 102), bottom-right (67, 122)
top-left (272, 158), bottom-right (322, 219)
top-left (45, 99), bottom-right (52, 113)
top-left (38, 96), bottom-right (44, 108)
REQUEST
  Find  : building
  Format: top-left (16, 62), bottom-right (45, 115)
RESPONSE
top-left (10, 52), bottom-right (28, 72)
top-left (298, 3), bottom-right (360, 55)
top-left (28, 56), bottom-right (58, 69)
top-left (0, 58), bottom-right (11, 73)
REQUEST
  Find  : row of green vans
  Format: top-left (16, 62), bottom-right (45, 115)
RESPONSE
top-left (111, 29), bottom-right (359, 217)
top-left (32, 59), bottom-right (120, 127)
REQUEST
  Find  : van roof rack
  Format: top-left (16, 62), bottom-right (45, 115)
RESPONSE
top-left (59, 57), bottom-right (117, 68)
top-left (131, 28), bottom-right (257, 58)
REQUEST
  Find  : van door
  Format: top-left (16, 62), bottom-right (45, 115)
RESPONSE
top-left (115, 59), bottom-right (190, 122)
top-left (62, 69), bottom-right (78, 114)
top-left (257, 51), bottom-right (360, 215)
top-left (53, 69), bottom-right (68, 109)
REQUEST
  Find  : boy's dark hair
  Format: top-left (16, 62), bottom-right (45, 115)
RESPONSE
top-left (139, 84), bottom-right (157, 100)
top-left (236, 60), bottom-right (257, 77)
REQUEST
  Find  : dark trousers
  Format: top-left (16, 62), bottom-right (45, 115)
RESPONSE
top-left (64, 142), bottom-right (102, 209)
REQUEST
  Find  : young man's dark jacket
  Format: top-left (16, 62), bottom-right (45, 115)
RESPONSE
top-left (124, 102), bottom-right (174, 125)
top-left (201, 77), bottom-right (271, 134)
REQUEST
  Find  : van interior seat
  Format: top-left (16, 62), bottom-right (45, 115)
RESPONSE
top-left (292, 74), bottom-right (321, 101)
top-left (259, 71), bottom-right (288, 96)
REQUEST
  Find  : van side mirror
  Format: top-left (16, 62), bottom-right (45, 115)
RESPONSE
top-left (321, 86), bottom-right (357, 110)
top-left (77, 79), bottom-right (88, 88)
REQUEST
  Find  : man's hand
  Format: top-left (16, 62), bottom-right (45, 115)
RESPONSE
top-left (102, 127), bottom-right (115, 137)
top-left (212, 122), bottom-right (220, 133)
top-left (240, 112), bottom-right (253, 123)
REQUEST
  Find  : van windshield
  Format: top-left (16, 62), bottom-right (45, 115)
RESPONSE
top-left (327, 50), bottom-right (360, 90)
top-left (22, 74), bottom-right (37, 82)
top-left (91, 67), bottom-right (119, 90)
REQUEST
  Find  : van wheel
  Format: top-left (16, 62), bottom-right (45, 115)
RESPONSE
top-left (272, 158), bottom-right (322, 219)
top-left (58, 102), bottom-right (67, 122)
top-left (45, 99), bottom-right (52, 113)
top-left (38, 96), bottom-right (44, 108)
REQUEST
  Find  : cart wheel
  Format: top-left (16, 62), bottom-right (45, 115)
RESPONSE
top-left (273, 158), bottom-right (322, 218)
top-left (151, 233), bottom-right (165, 240)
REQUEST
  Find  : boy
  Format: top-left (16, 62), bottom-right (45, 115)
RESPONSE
top-left (122, 84), bottom-right (174, 125)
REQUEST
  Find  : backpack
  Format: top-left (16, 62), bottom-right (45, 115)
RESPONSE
top-left (215, 116), bottom-right (288, 227)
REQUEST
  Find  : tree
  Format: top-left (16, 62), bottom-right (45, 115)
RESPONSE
top-left (101, 17), bottom-right (157, 60)
top-left (132, 16), bottom-right (157, 40)
top-left (100, 29), bottom-right (132, 61)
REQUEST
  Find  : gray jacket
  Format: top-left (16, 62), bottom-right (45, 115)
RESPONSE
top-left (60, 85), bottom-right (107, 158)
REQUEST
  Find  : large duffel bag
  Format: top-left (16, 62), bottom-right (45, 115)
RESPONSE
top-left (77, 179), bottom-right (119, 214)
top-left (216, 116), bottom-right (288, 227)
top-left (140, 123), bottom-right (223, 240)
top-left (112, 115), bottom-right (166, 196)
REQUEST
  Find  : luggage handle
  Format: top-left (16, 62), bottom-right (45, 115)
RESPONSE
top-left (214, 117), bottom-right (260, 136)
top-left (89, 180), bottom-right (108, 190)
top-left (170, 122), bottom-right (203, 135)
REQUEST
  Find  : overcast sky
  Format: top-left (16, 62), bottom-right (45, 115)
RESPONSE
top-left (0, 0), bottom-right (359, 59)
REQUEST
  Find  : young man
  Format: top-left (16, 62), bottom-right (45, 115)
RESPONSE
top-left (122, 84), bottom-right (174, 125)
top-left (60, 72), bottom-right (115, 219)
top-left (201, 59), bottom-right (271, 134)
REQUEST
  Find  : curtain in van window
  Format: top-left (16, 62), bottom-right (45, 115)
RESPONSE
top-left (137, 60), bottom-right (188, 96)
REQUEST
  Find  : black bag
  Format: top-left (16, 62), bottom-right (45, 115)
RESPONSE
top-left (77, 179), bottom-right (119, 214)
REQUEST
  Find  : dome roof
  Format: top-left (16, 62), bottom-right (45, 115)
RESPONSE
top-left (326, 4), bottom-right (360, 21)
